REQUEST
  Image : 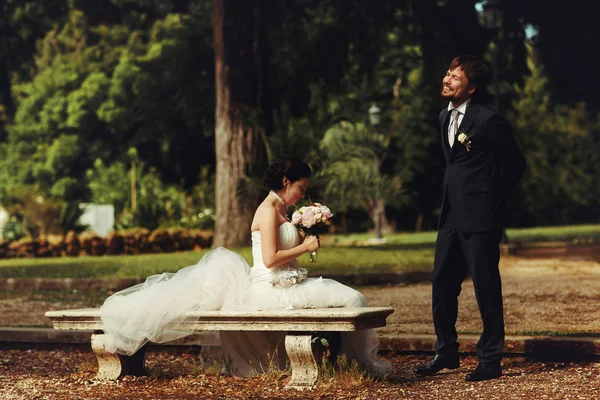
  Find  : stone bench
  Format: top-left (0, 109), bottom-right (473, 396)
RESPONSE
top-left (45, 306), bottom-right (394, 390)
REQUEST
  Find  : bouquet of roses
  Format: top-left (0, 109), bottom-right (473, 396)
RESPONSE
top-left (291, 202), bottom-right (334, 262)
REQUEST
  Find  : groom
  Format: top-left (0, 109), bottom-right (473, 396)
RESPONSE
top-left (414, 55), bottom-right (526, 381)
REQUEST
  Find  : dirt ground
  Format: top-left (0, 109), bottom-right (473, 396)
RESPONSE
top-left (361, 256), bottom-right (600, 336)
top-left (1, 345), bottom-right (599, 399)
top-left (2, 256), bottom-right (599, 337)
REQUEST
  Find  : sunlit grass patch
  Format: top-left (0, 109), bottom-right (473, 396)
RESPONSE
top-left (0, 246), bottom-right (434, 278)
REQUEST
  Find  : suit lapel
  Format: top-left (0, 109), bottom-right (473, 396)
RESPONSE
top-left (450, 102), bottom-right (480, 160)
top-left (457, 102), bottom-right (479, 138)
top-left (440, 109), bottom-right (451, 162)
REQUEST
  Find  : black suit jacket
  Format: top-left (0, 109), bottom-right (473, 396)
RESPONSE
top-left (438, 102), bottom-right (526, 232)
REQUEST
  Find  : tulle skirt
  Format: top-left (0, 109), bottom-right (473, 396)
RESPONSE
top-left (100, 247), bottom-right (391, 377)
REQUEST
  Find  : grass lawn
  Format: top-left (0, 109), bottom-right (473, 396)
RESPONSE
top-left (0, 223), bottom-right (596, 279)
top-left (0, 246), bottom-right (434, 279)
top-left (505, 224), bottom-right (600, 242)
top-left (333, 223), bottom-right (600, 246)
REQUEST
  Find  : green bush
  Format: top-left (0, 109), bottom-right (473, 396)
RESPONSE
top-left (2, 215), bottom-right (27, 241)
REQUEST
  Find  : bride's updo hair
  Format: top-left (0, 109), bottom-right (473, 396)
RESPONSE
top-left (263, 159), bottom-right (312, 189)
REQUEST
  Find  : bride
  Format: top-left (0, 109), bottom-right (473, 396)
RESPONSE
top-left (100, 159), bottom-right (391, 377)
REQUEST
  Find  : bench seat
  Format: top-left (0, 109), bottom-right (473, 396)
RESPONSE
top-left (45, 306), bottom-right (393, 389)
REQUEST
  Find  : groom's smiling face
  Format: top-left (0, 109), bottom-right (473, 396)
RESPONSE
top-left (441, 66), bottom-right (476, 105)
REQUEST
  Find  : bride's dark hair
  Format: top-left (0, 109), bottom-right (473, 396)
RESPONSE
top-left (263, 159), bottom-right (312, 189)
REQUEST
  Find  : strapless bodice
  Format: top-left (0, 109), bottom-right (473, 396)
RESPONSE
top-left (250, 222), bottom-right (306, 288)
top-left (251, 222), bottom-right (300, 262)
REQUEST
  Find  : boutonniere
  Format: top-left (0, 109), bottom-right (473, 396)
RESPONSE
top-left (457, 129), bottom-right (472, 152)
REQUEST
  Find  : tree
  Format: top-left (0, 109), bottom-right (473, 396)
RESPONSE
top-left (0, 0), bottom-right (69, 139)
top-left (1, 4), bottom-right (217, 232)
top-left (97, 8), bottom-right (216, 187)
top-left (508, 46), bottom-right (600, 225)
top-left (317, 121), bottom-right (404, 235)
top-left (295, 4), bottom-right (443, 232)
top-left (212, 0), bottom-right (267, 247)
top-left (0, 10), bottom-right (97, 206)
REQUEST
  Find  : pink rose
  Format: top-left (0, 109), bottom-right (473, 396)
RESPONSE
top-left (314, 208), bottom-right (323, 222)
top-left (320, 205), bottom-right (333, 219)
top-left (301, 209), bottom-right (317, 228)
top-left (291, 211), bottom-right (302, 225)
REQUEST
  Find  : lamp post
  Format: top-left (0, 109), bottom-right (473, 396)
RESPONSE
top-left (127, 147), bottom-right (139, 213)
top-left (368, 102), bottom-right (381, 127)
top-left (368, 103), bottom-right (384, 241)
top-left (483, 0), bottom-right (503, 112)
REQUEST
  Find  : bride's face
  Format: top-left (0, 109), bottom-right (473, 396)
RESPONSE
top-left (283, 177), bottom-right (309, 205)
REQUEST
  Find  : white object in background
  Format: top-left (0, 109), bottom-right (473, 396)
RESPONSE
top-left (0, 207), bottom-right (8, 238)
top-left (79, 203), bottom-right (115, 237)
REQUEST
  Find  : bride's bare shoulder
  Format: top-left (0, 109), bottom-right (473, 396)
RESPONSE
top-left (251, 201), bottom-right (277, 231)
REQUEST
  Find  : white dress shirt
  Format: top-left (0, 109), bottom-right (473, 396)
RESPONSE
top-left (447, 99), bottom-right (470, 147)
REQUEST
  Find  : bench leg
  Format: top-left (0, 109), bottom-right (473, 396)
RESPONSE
top-left (91, 334), bottom-right (146, 379)
top-left (284, 333), bottom-right (318, 390)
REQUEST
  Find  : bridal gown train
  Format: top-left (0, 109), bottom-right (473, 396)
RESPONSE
top-left (101, 222), bottom-right (391, 377)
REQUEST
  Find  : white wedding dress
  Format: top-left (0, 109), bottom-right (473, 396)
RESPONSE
top-left (101, 222), bottom-right (391, 377)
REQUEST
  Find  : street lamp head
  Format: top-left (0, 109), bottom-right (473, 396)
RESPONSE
top-left (368, 102), bottom-right (381, 126)
top-left (482, 0), bottom-right (503, 32)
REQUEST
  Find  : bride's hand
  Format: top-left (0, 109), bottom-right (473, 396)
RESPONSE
top-left (303, 235), bottom-right (320, 253)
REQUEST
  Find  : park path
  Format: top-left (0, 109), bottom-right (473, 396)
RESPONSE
top-left (362, 256), bottom-right (600, 336)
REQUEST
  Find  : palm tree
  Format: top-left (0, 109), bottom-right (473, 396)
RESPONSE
top-left (316, 121), bottom-right (404, 237)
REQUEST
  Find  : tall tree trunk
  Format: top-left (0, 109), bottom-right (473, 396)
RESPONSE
top-left (212, 0), bottom-right (266, 248)
top-left (415, 213), bottom-right (424, 232)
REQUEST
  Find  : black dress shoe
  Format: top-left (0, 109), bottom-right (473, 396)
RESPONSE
top-left (413, 354), bottom-right (460, 376)
top-left (465, 363), bottom-right (503, 381)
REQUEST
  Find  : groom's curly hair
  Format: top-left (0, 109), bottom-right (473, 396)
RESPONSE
top-left (449, 55), bottom-right (489, 88)
top-left (449, 55), bottom-right (490, 102)
top-left (263, 159), bottom-right (312, 189)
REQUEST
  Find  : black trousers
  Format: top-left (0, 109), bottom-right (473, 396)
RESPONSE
top-left (432, 209), bottom-right (504, 366)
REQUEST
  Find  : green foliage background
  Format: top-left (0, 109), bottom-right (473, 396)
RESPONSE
top-left (0, 0), bottom-right (597, 236)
